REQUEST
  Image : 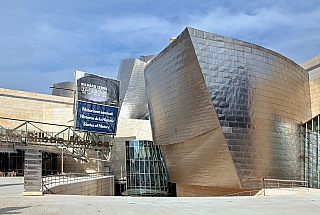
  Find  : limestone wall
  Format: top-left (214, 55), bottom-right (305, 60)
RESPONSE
top-left (48, 176), bottom-right (114, 196)
top-left (116, 118), bottom-right (152, 140)
top-left (0, 88), bottom-right (74, 131)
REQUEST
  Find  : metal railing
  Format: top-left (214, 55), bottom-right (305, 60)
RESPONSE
top-left (0, 116), bottom-right (113, 161)
top-left (263, 179), bottom-right (309, 189)
top-left (263, 179), bottom-right (309, 196)
top-left (42, 172), bottom-right (112, 194)
top-left (223, 189), bottom-right (262, 197)
top-left (223, 179), bottom-right (309, 197)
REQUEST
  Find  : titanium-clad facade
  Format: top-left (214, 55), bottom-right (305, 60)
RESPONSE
top-left (115, 56), bottom-right (168, 196)
top-left (145, 27), bottom-right (311, 196)
top-left (115, 56), bottom-right (155, 141)
top-left (117, 56), bottom-right (155, 120)
top-left (117, 58), bottom-right (147, 119)
top-left (51, 82), bottom-right (75, 98)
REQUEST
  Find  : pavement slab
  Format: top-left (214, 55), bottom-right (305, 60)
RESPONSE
top-left (1, 177), bottom-right (320, 214)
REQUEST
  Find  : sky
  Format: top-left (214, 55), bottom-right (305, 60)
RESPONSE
top-left (0, 0), bottom-right (319, 94)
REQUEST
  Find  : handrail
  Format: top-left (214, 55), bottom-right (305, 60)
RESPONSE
top-left (263, 178), bottom-right (309, 196)
top-left (42, 182), bottom-right (55, 194)
top-left (42, 171), bottom-right (113, 194)
top-left (224, 179), bottom-right (309, 197)
top-left (263, 179), bottom-right (309, 183)
top-left (223, 189), bottom-right (262, 197)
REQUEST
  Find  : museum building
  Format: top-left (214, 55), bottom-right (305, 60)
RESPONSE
top-left (145, 27), bottom-right (320, 196)
top-left (0, 27), bottom-right (320, 197)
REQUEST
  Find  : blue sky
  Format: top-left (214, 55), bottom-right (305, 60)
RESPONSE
top-left (1, 0), bottom-right (319, 94)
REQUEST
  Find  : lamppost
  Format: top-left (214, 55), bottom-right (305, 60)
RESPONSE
top-left (96, 150), bottom-right (99, 172)
top-left (58, 146), bottom-right (67, 174)
top-left (90, 151), bottom-right (109, 175)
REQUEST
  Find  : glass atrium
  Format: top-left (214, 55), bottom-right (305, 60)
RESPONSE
top-left (123, 140), bottom-right (168, 196)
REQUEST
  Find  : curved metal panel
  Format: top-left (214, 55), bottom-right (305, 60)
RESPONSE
top-left (145, 30), bottom-right (220, 146)
top-left (145, 27), bottom-right (311, 191)
top-left (187, 27), bottom-right (311, 187)
top-left (117, 59), bottom-right (149, 119)
top-left (161, 128), bottom-right (241, 188)
top-left (52, 82), bottom-right (75, 98)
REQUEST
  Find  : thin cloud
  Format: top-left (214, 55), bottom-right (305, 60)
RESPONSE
top-left (0, 1), bottom-right (319, 93)
top-left (100, 15), bottom-right (172, 32)
top-left (188, 7), bottom-right (319, 37)
top-left (186, 6), bottom-right (320, 62)
top-left (99, 14), bottom-right (183, 48)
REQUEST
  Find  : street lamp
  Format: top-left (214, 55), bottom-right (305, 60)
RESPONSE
top-left (58, 146), bottom-right (67, 174)
top-left (90, 150), bottom-right (109, 174)
top-left (96, 150), bottom-right (100, 173)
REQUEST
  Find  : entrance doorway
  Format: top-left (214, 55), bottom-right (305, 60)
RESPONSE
top-left (0, 150), bottom-right (24, 176)
top-left (42, 153), bottom-right (58, 175)
top-left (0, 150), bottom-right (58, 176)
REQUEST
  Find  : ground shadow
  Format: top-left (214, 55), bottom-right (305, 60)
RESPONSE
top-left (0, 183), bottom-right (24, 187)
top-left (0, 206), bottom-right (31, 214)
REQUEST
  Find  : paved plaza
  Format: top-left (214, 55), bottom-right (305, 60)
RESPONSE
top-left (1, 177), bottom-right (320, 214)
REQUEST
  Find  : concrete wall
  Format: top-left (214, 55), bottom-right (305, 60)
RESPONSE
top-left (49, 176), bottom-right (115, 196)
top-left (108, 137), bottom-right (131, 181)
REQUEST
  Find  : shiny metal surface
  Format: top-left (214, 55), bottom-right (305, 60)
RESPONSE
top-left (51, 82), bottom-right (75, 98)
top-left (117, 55), bottom-right (155, 120)
top-left (115, 56), bottom-right (155, 140)
top-left (145, 27), bottom-right (311, 193)
top-left (117, 58), bottom-right (149, 119)
top-left (161, 128), bottom-right (241, 188)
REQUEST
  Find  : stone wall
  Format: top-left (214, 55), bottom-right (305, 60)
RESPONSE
top-left (49, 176), bottom-right (114, 196)
top-left (300, 54), bottom-right (320, 118)
top-left (0, 88), bottom-right (116, 175)
top-left (0, 88), bottom-right (73, 131)
top-left (116, 118), bottom-right (152, 140)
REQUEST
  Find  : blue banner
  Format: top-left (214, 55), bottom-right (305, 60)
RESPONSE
top-left (75, 101), bottom-right (119, 134)
top-left (74, 71), bottom-right (120, 134)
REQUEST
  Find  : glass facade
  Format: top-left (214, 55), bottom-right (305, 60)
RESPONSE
top-left (302, 115), bottom-right (320, 188)
top-left (124, 140), bottom-right (168, 196)
top-left (0, 151), bottom-right (57, 176)
top-left (0, 150), bottom-right (24, 175)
